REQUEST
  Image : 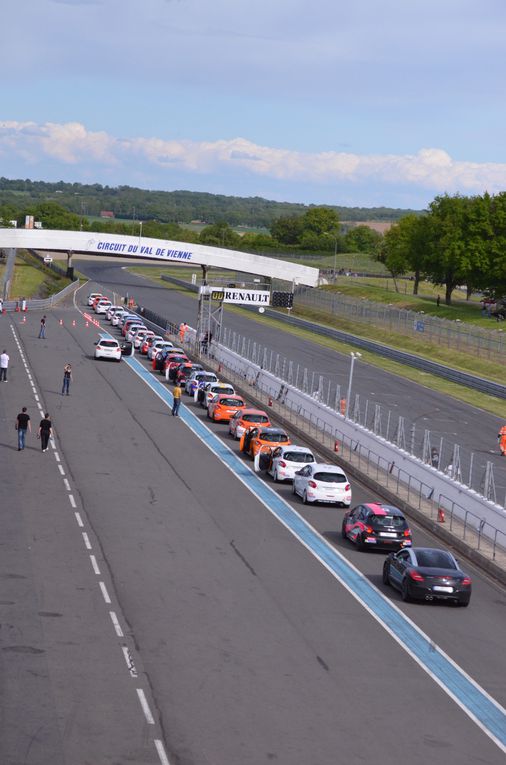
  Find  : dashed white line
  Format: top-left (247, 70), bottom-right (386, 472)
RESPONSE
top-left (90, 555), bottom-right (101, 575)
top-left (136, 689), bottom-right (155, 724)
top-left (82, 532), bottom-right (92, 550)
top-left (99, 582), bottom-right (111, 604)
top-left (122, 646), bottom-right (138, 677)
top-left (68, 494), bottom-right (77, 508)
top-left (34, 394), bottom-right (39, 402)
top-left (54, 452), bottom-right (61, 462)
top-left (74, 512), bottom-right (84, 527)
top-left (64, 478), bottom-right (71, 491)
top-left (109, 611), bottom-right (124, 637)
top-left (58, 464), bottom-right (65, 476)
top-left (154, 740), bottom-right (171, 765)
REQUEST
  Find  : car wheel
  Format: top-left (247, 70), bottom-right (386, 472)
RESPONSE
top-left (291, 482), bottom-right (297, 495)
top-left (341, 522), bottom-right (347, 540)
top-left (355, 533), bottom-right (364, 551)
top-left (382, 564), bottom-right (390, 586)
top-left (302, 491), bottom-right (311, 505)
top-left (401, 579), bottom-right (411, 603)
top-left (458, 599), bottom-right (470, 608)
top-left (207, 410), bottom-right (211, 419)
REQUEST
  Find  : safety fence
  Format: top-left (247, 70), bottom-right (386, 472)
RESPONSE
top-left (1, 280), bottom-right (80, 311)
top-left (294, 286), bottom-right (506, 360)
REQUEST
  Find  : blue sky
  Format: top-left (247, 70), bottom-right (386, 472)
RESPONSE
top-left (1, 0), bottom-right (506, 209)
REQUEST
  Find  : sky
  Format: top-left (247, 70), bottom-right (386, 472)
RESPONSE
top-left (1, 0), bottom-right (506, 210)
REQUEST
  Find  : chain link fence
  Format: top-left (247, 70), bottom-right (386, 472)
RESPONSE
top-left (293, 286), bottom-right (506, 360)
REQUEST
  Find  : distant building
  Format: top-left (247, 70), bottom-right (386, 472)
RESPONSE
top-left (100, 210), bottom-right (115, 219)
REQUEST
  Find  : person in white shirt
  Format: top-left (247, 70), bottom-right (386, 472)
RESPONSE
top-left (0, 349), bottom-right (9, 381)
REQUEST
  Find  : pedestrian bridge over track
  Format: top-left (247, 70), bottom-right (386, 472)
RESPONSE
top-left (0, 228), bottom-right (319, 287)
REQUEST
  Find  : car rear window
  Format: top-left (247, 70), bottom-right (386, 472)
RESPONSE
top-left (284, 451), bottom-right (314, 463)
top-left (212, 386), bottom-right (234, 394)
top-left (314, 471), bottom-right (346, 483)
top-left (415, 550), bottom-right (456, 568)
top-left (220, 398), bottom-right (244, 406)
top-left (99, 340), bottom-right (119, 348)
top-left (264, 432), bottom-right (288, 443)
top-left (243, 413), bottom-right (268, 422)
top-left (370, 514), bottom-right (407, 529)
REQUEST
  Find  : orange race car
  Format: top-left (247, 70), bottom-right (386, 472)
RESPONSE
top-left (228, 408), bottom-right (271, 440)
top-left (208, 393), bottom-right (246, 422)
top-left (240, 426), bottom-right (291, 458)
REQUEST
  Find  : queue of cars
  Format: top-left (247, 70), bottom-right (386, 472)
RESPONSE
top-left (88, 291), bottom-right (473, 607)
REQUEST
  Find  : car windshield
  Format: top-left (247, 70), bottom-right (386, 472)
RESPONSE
top-left (243, 413), bottom-right (269, 423)
top-left (415, 550), bottom-right (456, 569)
top-left (370, 514), bottom-right (407, 528)
top-left (262, 432), bottom-right (288, 443)
top-left (220, 398), bottom-right (243, 406)
top-left (284, 452), bottom-right (314, 462)
top-left (314, 471), bottom-right (346, 483)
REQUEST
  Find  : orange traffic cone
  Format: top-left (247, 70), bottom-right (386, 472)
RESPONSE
top-left (72, 319), bottom-right (76, 327)
top-left (268, 395), bottom-right (273, 406)
top-left (85, 321), bottom-right (89, 327)
top-left (334, 440), bottom-right (340, 453)
top-left (437, 508), bottom-right (445, 523)
top-left (59, 318), bottom-right (63, 325)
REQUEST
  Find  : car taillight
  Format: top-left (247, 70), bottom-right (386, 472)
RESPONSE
top-left (279, 461), bottom-right (286, 468)
top-left (408, 570), bottom-right (424, 582)
top-left (462, 577), bottom-right (472, 586)
top-left (365, 525), bottom-right (373, 534)
top-left (403, 529), bottom-right (411, 537)
top-left (344, 483), bottom-right (350, 491)
top-left (308, 481), bottom-right (317, 488)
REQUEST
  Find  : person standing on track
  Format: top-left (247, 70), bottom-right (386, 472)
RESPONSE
top-left (38, 413), bottom-right (52, 452)
top-left (498, 425), bottom-right (506, 456)
top-left (172, 381), bottom-right (182, 416)
top-left (62, 363), bottom-right (72, 395)
top-left (15, 407), bottom-right (31, 450)
top-left (0, 349), bottom-right (9, 381)
top-left (38, 315), bottom-right (47, 339)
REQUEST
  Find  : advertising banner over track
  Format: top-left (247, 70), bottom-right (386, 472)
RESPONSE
top-left (202, 286), bottom-right (271, 305)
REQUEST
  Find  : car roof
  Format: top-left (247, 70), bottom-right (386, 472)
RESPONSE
top-left (259, 427), bottom-right (288, 436)
top-left (280, 444), bottom-right (313, 452)
top-left (312, 463), bottom-right (345, 472)
top-left (240, 408), bottom-right (268, 417)
top-left (216, 393), bottom-right (243, 400)
top-left (363, 503), bottom-right (404, 516)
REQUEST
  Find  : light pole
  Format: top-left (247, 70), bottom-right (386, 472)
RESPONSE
top-left (138, 220), bottom-right (143, 246)
top-left (345, 351), bottom-right (362, 419)
top-left (333, 237), bottom-right (338, 281)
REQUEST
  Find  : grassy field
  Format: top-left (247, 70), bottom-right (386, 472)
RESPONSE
top-left (1, 253), bottom-right (72, 298)
top-left (126, 265), bottom-right (506, 418)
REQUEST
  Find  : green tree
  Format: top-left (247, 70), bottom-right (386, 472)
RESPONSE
top-left (344, 225), bottom-right (382, 253)
top-left (270, 215), bottom-right (304, 244)
top-left (199, 222), bottom-right (241, 248)
top-left (301, 207), bottom-right (340, 236)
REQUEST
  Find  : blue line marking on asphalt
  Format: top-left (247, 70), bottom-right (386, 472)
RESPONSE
top-left (124, 352), bottom-right (506, 751)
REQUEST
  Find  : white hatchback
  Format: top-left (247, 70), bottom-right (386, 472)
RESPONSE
top-left (94, 336), bottom-right (122, 362)
top-left (95, 300), bottom-right (112, 314)
top-left (292, 463), bottom-right (351, 506)
top-left (268, 445), bottom-right (316, 482)
top-left (148, 340), bottom-right (173, 360)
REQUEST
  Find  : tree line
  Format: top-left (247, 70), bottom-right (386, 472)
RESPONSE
top-left (0, 177), bottom-right (415, 228)
top-left (377, 193), bottom-right (506, 304)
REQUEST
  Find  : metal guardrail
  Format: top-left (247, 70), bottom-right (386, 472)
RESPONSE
top-left (159, 273), bottom-right (506, 399)
top-left (1, 280), bottom-right (79, 311)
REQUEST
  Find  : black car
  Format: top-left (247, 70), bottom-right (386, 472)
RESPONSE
top-left (342, 503), bottom-right (412, 551)
top-left (383, 547), bottom-right (472, 606)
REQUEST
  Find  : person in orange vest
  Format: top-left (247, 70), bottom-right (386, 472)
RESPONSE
top-left (179, 322), bottom-right (188, 344)
top-left (498, 425), bottom-right (506, 455)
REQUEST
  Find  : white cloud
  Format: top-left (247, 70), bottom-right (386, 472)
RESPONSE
top-left (1, 120), bottom-right (505, 199)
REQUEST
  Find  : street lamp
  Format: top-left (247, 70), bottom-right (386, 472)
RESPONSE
top-left (333, 237), bottom-right (338, 281)
top-left (138, 220), bottom-right (143, 246)
top-left (345, 352), bottom-right (362, 419)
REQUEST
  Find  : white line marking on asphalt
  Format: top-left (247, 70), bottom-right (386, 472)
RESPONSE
top-left (136, 689), bottom-right (155, 724)
top-left (90, 555), bottom-right (101, 575)
top-left (68, 494), bottom-right (77, 508)
top-left (122, 646), bottom-right (138, 677)
top-left (109, 611), bottom-right (124, 637)
top-left (54, 452), bottom-right (60, 462)
top-left (50, 439), bottom-right (56, 449)
top-left (34, 394), bottom-right (39, 402)
top-left (154, 740), bottom-right (171, 765)
top-left (99, 582), bottom-right (111, 604)
top-left (74, 512), bottom-right (84, 527)
top-left (82, 532), bottom-right (92, 550)
top-left (58, 464), bottom-right (65, 475)
top-left (64, 478), bottom-right (71, 491)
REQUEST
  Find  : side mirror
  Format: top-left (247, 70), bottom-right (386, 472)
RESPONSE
top-left (94, 341), bottom-right (98, 345)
